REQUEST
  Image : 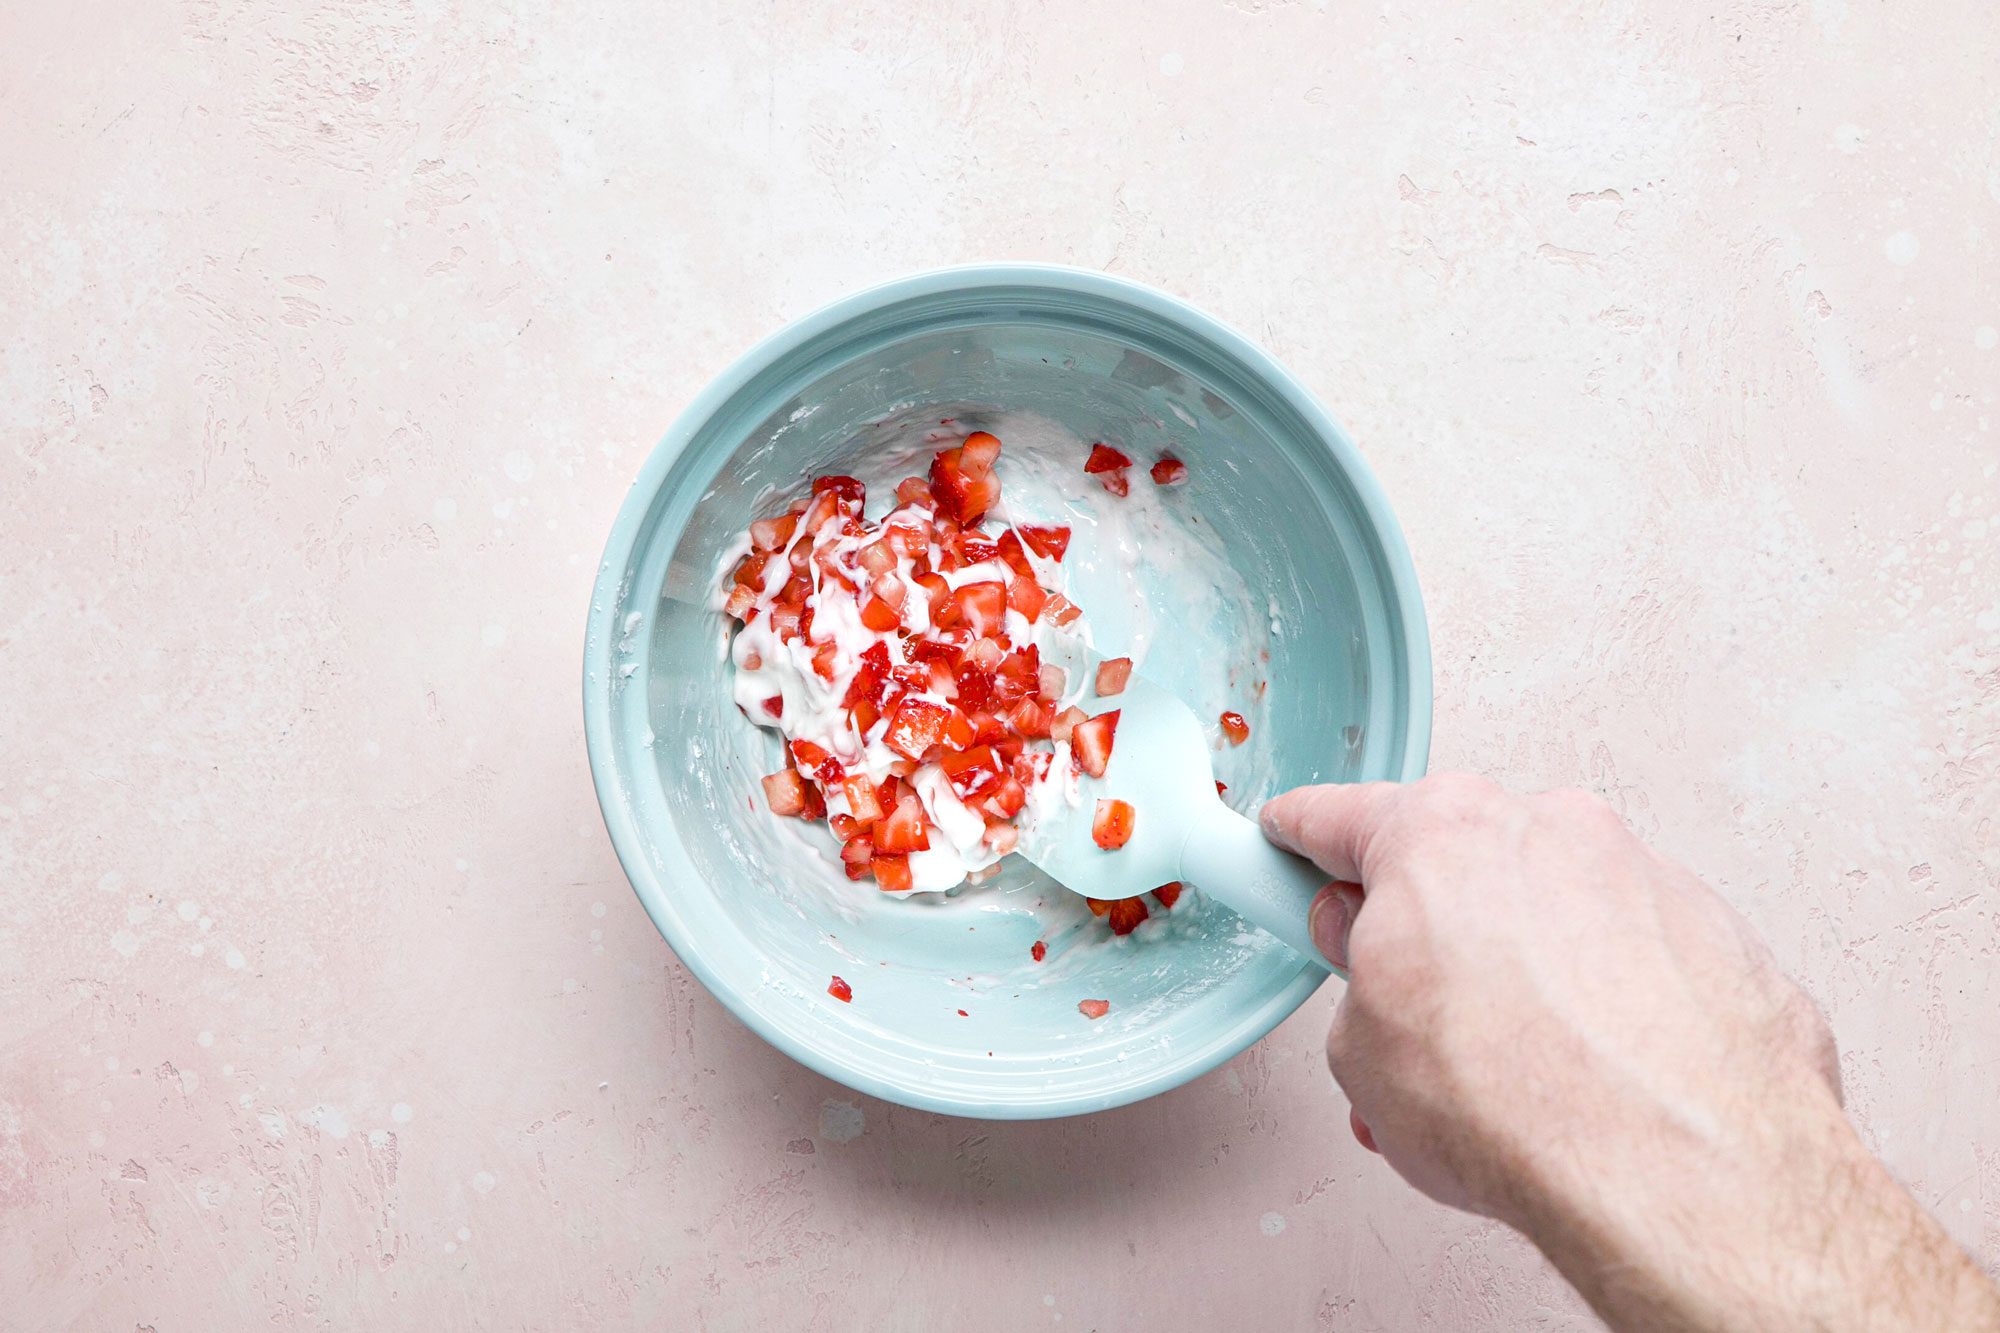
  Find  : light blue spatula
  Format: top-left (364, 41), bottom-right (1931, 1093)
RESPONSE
top-left (1019, 663), bottom-right (1339, 972)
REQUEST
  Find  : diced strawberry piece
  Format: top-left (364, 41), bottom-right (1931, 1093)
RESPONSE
top-left (1038, 664), bottom-right (1065, 701)
top-left (761, 769), bottom-right (810, 817)
top-left (1092, 798), bottom-right (1135, 849)
top-left (1031, 940), bottom-right (1047, 962)
top-left (964, 636), bottom-right (1005, 671)
top-left (858, 540), bottom-right (897, 576)
top-left (870, 853), bottom-right (913, 892)
top-left (944, 709), bottom-right (975, 749)
top-left (884, 521), bottom-right (928, 560)
top-left (1095, 657), bottom-right (1132, 696)
top-left (842, 641), bottom-right (891, 709)
top-left (742, 652), bottom-right (763, 671)
top-left (1071, 710), bottom-right (1120, 778)
top-left (1215, 779), bottom-right (1228, 797)
top-left (750, 514), bottom-right (799, 552)
top-left (1008, 574), bottom-right (1047, 623)
top-left (1152, 881), bottom-right (1183, 909)
top-left (1107, 897), bottom-right (1149, 935)
top-left (767, 603), bottom-right (801, 639)
top-left (860, 596), bottom-right (901, 632)
top-left (811, 642), bottom-right (838, 681)
top-left (843, 774), bottom-right (884, 823)
top-left (731, 550), bottom-right (771, 590)
top-left (839, 837), bottom-right (873, 879)
top-left (828, 975), bottom-right (853, 1002)
top-left (787, 537), bottom-right (813, 572)
top-left (954, 667), bottom-right (995, 714)
top-left (876, 794), bottom-right (932, 853)
top-left (1099, 469), bottom-right (1130, 497)
top-left (851, 698), bottom-right (881, 734)
top-left (800, 780), bottom-right (826, 820)
top-left (1084, 443), bottom-right (1132, 474)
top-left (983, 824), bottom-right (1018, 855)
top-left (777, 570), bottom-right (811, 605)
top-left (724, 585), bottom-right (757, 620)
top-left (1050, 706), bottom-right (1088, 745)
top-left (1019, 524), bottom-right (1071, 561)
top-left (1078, 999), bottom-right (1110, 1020)
top-left (992, 735), bottom-right (1025, 763)
top-left (759, 695), bottom-right (784, 718)
top-left (1150, 455), bottom-right (1188, 486)
top-left (1220, 710), bottom-right (1250, 745)
top-left (910, 636), bottom-right (967, 666)
top-left (957, 531), bottom-right (1001, 566)
top-left (799, 490), bottom-right (843, 535)
top-left (812, 475), bottom-right (866, 506)
top-left (875, 775), bottom-right (903, 810)
top-left (888, 664), bottom-right (930, 698)
top-left (986, 775), bottom-right (1027, 818)
top-left (939, 744), bottom-right (1002, 798)
top-left (1007, 697), bottom-right (1051, 739)
top-left (884, 699), bottom-right (952, 760)
top-left (790, 739), bottom-right (844, 783)
top-left (951, 582), bottom-right (1007, 637)
top-left (960, 430), bottom-right (1002, 473)
top-left (1044, 593), bottom-right (1083, 627)
top-left (916, 572), bottom-right (955, 624)
top-left (830, 813), bottom-right (860, 841)
top-left (895, 476), bottom-right (934, 506)
top-left (1085, 897), bottom-right (1111, 917)
top-left (929, 447), bottom-right (1000, 525)
top-left (995, 645), bottom-right (1040, 703)
top-left (870, 573), bottom-right (906, 609)
top-left (995, 529), bottom-right (1034, 577)
top-left (927, 659), bottom-right (958, 698)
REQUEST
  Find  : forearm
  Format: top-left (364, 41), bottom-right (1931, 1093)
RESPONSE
top-left (1516, 1084), bottom-right (2000, 1332)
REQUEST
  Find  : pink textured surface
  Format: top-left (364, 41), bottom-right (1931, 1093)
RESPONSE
top-left (4, 1), bottom-right (1997, 1327)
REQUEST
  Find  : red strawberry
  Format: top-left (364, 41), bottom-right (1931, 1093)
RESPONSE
top-left (1050, 706), bottom-right (1088, 745)
top-left (1071, 710), bottom-right (1120, 777)
top-left (1152, 881), bottom-right (1183, 909)
top-left (951, 581), bottom-right (1008, 637)
top-left (929, 446), bottom-right (1000, 525)
top-left (1095, 657), bottom-right (1132, 697)
top-left (750, 513), bottom-right (799, 552)
top-left (1150, 455), bottom-right (1188, 486)
top-left (1099, 469), bottom-right (1130, 498)
top-left (1092, 798), bottom-right (1135, 849)
top-left (960, 430), bottom-right (1002, 473)
top-left (870, 853), bottom-right (914, 892)
top-left (843, 774), bottom-right (884, 823)
top-left (828, 975), bottom-right (853, 1002)
top-left (1030, 940), bottom-right (1047, 962)
top-left (939, 745), bottom-right (1002, 799)
top-left (723, 585), bottom-right (757, 620)
top-left (1006, 697), bottom-right (1051, 739)
top-left (761, 769), bottom-right (810, 817)
top-left (1214, 780), bottom-right (1228, 796)
top-left (759, 696), bottom-right (784, 718)
top-left (875, 794), bottom-right (932, 853)
top-left (1078, 999), bottom-right (1110, 1020)
top-left (982, 824), bottom-right (1018, 855)
top-left (1083, 443), bottom-right (1132, 474)
top-left (884, 699), bottom-right (951, 760)
top-left (860, 596), bottom-right (901, 631)
top-left (995, 529), bottom-right (1034, 577)
top-left (1038, 663), bottom-right (1066, 701)
top-left (1220, 710), bottom-right (1250, 745)
top-left (1018, 524), bottom-right (1071, 561)
top-left (839, 836), bottom-right (874, 879)
top-left (895, 476), bottom-right (934, 506)
top-left (842, 641), bottom-right (891, 709)
top-left (1107, 897), bottom-right (1149, 935)
top-left (731, 550), bottom-right (771, 589)
top-left (1007, 573), bottom-right (1047, 623)
top-left (1085, 898), bottom-right (1112, 917)
top-left (1044, 593), bottom-right (1083, 627)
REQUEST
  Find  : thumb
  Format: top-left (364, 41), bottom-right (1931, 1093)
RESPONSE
top-left (1309, 880), bottom-right (1366, 969)
top-left (1259, 782), bottom-right (1398, 882)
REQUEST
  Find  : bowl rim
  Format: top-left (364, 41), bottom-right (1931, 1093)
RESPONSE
top-left (583, 262), bottom-right (1432, 1118)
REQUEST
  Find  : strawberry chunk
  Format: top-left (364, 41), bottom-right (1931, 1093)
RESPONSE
top-left (1095, 657), bottom-right (1132, 697)
top-left (960, 430), bottom-right (1002, 472)
top-left (1044, 593), bottom-right (1083, 628)
top-left (723, 585), bottom-right (757, 620)
top-left (1092, 798), bottom-right (1135, 850)
top-left (1018, 525), bottom-right (1071, 561)
top-left (870, 853), bottom-right (914, 892)
top-left (982, 824), bottom-right (1018, 855)
top-left (875, 793), bottom-right (932, 853)
top-left (1085, 898), bottom-right (1111, 917)
top-left (790, 739), bottom-right (844, 784)
top-left (842, 641), bottom-right (891, 709)
top-left (884, 699), bottom-right (952, 760)
top-left (1220, 710), bottom-right (1250, 745)
top-left (1084, 443), bottom-right (1132, 474)
top-left (828, 976), bottom-right (853, 1002)
top-left (759, 695), bottom-right (784, 718)
top-left (1152, 881), bottom-right (1183, 909)
top-left (1099, 470), bottom-right (1130, 498)
top-left (1030, 940), bottom-right (1047, 962)
top-left (812, 475), bottom-right (866, 506)
top-left (750, 513), bottom-right (799, 552)
top-left (1150, 455), bottom-right (1188, 486)
top-left (1078, 999), bottom-right (1110, 1020)
top-left (895, 476), bottom-right (934, 506)
top-left (842, 774), bottom-right (884, 823)
top-left (1071, 710), bottom-right (1120, 778)
top-left (1050, 705), bottom-right (1088, 745)
top-left (839, 835), bottom-right (874, 879)
top-left (1006, 697), bottom-right (1051, 739)
top-left (939, 744), bottom-right (1003, 799)
top-left (1214, 780), bottom-right (1228, 796)
top-left (1008, 573), bottom-right (1047, 623)
top-left (929, 446), bottom-right (1000, 525)
top-left (860, 596), bottom-right (901, 632)
top-left (1107, 897), bottom-right (1149, 935)
top-left (995, 529), bottom-right (1034, 577)
top-left (951, 581), bottom-right (1008, 637)
top-left (761, 769), bottom-right (810, 817)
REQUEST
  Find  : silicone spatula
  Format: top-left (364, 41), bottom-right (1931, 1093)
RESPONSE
top-left (1017, 663), bottom-right (1338, 972)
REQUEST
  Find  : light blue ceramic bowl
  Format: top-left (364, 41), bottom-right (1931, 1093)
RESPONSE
top-left (584, 265), bottom-right (1429, 1119)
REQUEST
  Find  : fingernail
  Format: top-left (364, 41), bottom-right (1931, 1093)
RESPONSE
top-left (1309, 888), bottom-right (1352, 968)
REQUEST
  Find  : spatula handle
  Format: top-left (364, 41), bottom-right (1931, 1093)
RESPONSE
top-left (1179, 801), bottom-right (1340, 974)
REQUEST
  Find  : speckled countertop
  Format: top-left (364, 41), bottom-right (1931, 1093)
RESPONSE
top-left (3, 1), bottom-right (1995, 1328)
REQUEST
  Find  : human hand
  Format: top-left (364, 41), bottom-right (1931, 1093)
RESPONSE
top-left (1261, 774), bottom-right (1999, 1332)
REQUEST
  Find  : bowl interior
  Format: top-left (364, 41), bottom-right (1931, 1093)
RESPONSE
top-left (590, 275), bottom-right (1427, 1116)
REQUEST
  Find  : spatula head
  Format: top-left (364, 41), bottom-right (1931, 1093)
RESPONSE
top-left (1019, 669), bottom-right (1223, 901)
